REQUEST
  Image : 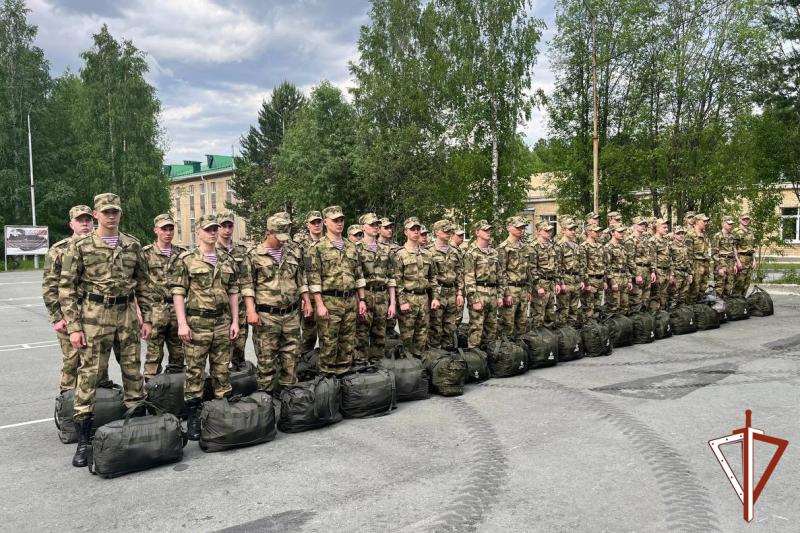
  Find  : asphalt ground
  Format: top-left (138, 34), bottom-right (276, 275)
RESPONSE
top-left (0, 269), bottom-right (798, 533)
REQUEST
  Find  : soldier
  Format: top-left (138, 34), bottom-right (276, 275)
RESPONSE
top-left (580, 223), bottom-right (607, 322)
top-left (578, 212), bottom-right (600, 245)
top-left (712, 216), bottom-right (738, 299)
top-left (464, 220), bottom-right (501, 347)
top-left (497, 216), bottom-right (531, 337)
top-left (142, 214), bottom-right (187, 380)
top-left (683, 211), bottom-right (697, 228)
top-left (347, 224), bottom-right (363, 245)
top-left (556, 217), bottom-right (583, 327)
top-left (355, 213), bottom-right (397, 363)
top-left (429, 219), bottom-right (464, 348)
top-left (733, 213), bottom-right (756, 297)
top-left (650, 219), bottom-right (672, 311)
top-left (624, 216), bottom-right (656, 314)
top-left (604, 225), bottom-right (633, 315)
top-left (669, 226), bottom-right (693, 306)
top-left (171, 214), bottom-right (240, 440)
top-left (217, 211), bottom-right (249, 368)
top-left (242, 213), bottom-right (311, 392)
top-left (600, 211), bottom-right (623, 245)
top-left (378, 217), bottom-right (402, 337)
top-left (59, 193), bottom-right (152, 467)
top-left (686, 213), bottom-right (711, 302)
top-left (450, 227), bottom-right (465, 250)
top-left (307, 206), bottom-right (368, 375)
top-left (529, 220), bottom-right (560, 329)
top-left (42, 205), bottom-right (94, 393)
top-left (296, 210), bottom-right (324, 352)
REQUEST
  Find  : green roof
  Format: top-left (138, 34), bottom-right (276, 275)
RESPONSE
top-left (163, 154), bottom-right (235, 180)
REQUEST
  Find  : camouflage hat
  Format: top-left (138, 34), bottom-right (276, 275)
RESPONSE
top-left (305, 210), bottom-right (323, 223)
top-left (722, 215), bottom-right (735, 224)
top-left (674, 225), bottom-right (687, 234)
top-left (404, 217), bottom-right (421, 230)
top-left (323, 205), bottom-right (344, 219)
top-left (419, 225), bottom-right (429, 235)
top-left (607, 211), bottom-right (622, 220)
top-left (536, 220), bottom-right (553, 231)
top-left (739, 213), bottom-right (751, 220)
top-left (217, 211), bottom-right (235, 224)
top-left (506, 215), bottom-right (528, 228)
top-left (612, 224), bottom-right (627, 233)
top-left (586, 223), bottom-right (602, 232)
top-left (153, 213), bottom-right (176, 228)
top-left (655, 218), bottom-right (668, 226)
top-left (695, 213), bottom-right (710, 221)
top-left (69, 205), bottom-right (92, 220)
top-left (267, 212), bottom-right (292, 241)
top-left (473, 219), bottom-right (492, 233)
top-left (197, 214), bottom-right (219, 230)
top-left (359, 212), bottom-right (380, 225)
top-left (683, 211), bottom-right (696, 220)
top-left (94, 193), bottom-right (122, 212)
top-left (347, 224), bottom-right (363, 237)
top-left (433, 219), bottom-right (453, 233)
top-left (380, 217), bottom-right (393, 227)
top-left (585, 211), bottom-right (600, 221)
top-left (561, 218), bottom-right (578, 229)
top-left (453, 227), bottom-right (465, 236)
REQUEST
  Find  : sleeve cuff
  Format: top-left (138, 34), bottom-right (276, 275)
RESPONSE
top-left (171, 287), bottom-right (187, 296)
top-left (241, 288), bottom-right (255, 298)
top-left (50, 311), bottom-right (64, 323)
top-left (298, 284), bottom-right (309, 294)
top-left (355, 278), bottom-right (366, 289)
top-left (66, 322), bottom-right (82, 334)
top-left (387, 279), bottom-right (396, 288)
top-left (227, 287), bottom-right (240, 295)
top-left (309, 284), bottom-right (322, 293)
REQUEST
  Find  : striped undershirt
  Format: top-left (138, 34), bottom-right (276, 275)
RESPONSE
top-left (367, 242), bottom-right (378, 253)
top-left (331, 239), bottom-right (344, 251)
top-left (159, 247), bottom-right (172, 257)
top-left (438, 244), bottom-right (450, 253)
top-left (204, 253), bottom-right (218, 266)
top-left (101, 235), bottom-right (119, 248)
top-left (265, 247), bottom-right (283, 263)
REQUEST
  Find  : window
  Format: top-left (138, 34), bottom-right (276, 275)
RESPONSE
top-left (781, 207), bottom-right (800, 243)
top-left (199, 183), bottom-right (206, 215)
top-left (210, 182), bottom-right (217, 211)
top-left (174, 191), bottom-right (182, 241)
top-left (189, 217), bottom-right (196, 246)
top-left (226, 179), bottom-right (233, 205)
top-left (188, 185), bottom-right (195, 215)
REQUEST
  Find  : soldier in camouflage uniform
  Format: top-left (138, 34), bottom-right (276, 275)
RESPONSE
top-left (142, 214), bottom-right (187, 379)
top-left (59, 193), bottom-right (153, 467)
top-left (604, 225), bottom-right (633, 314)
top-left (296, 210), bottom-right (324, 352)
top-left (668, 226), bottom-right (693, 306)
top-left (217, 211), bottom-right (249, 368)
top-left (171, 214), bottom-right (240, 440)
top-left (529, 220), bottom-right (560, 329)
top-left (464, 220), bottom-right (501, 347)
top-left (624, 216), bottom-right (656, 314)
top-left (579, 222), bottom-right (607, 322)
top-left (686, 213), bottom-right (711, 303)
top-left (347, 224), bottom-right (363, 245)
top-left (308, 206), bottom-right (368, 375)
top-left (429, 219), bottom-right (464, 348)
top-left (600, 211), bottom-right (623, 245)
top-left (450, 227), bottom-right (465, 251)
top-left (555, 217), bottom-right (583, 327)
top-left (42, 205), bottom-right (94, 392)
top-left (576, 212), bottom-right (599, 245)
top-left (649, 219), bottom-right (672, 311)
top-left (378, 217), bottom-right (402, 338)
top-left (496, 216), bottom-right (530, 338)
top-left (733, 214), bottom-right (756, 297)
top-left (419, 225), bottom-right (430, 249)
top-left (355, 213), bottom-right (397, 362)
top-left (712, 216), bottom-right (738, 299)
top-left (242, 212), bottom-right (311, 392)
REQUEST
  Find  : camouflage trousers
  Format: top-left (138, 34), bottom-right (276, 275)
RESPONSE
top-left (556, 276), bottom-right (581, 327)
top-left (605, 275), bottom-right (628, 315)
top-left (183, 316), bottom-right (232, 401)
top-left (581, 276), bottom-right (604, 322)
top-left (468, 288), bottom-right (498, 348)
top-left (649, 269), bottom-right (670, 312)
top-left (668, 272), bottom-right (691, 307)
top-left (688, 260), bottom-right (710, 303)
top-left (628, 267), bottom-right (651, 314)
top-left (74, 301), bottom-right (144, 420)
top-left (429, 287), bottom-right (461, 348)
top-left (355, 288), bottom-right (388, 363)
top-left (230, 303), bottom-right (248, 367)
top-left (317, 295), bottom-right (356, 375)
top-left (301, 309), bottom-right (317, 352)
top-left (733, 255), bottom-right (754, 297)
top-left (143, 304), bottom-right (185, 379)
top-left (253, 310), bottom-right (300, 391)
top-left (56, 331), bottom-right (81, 392)
top-left (499, 286), bottom-right (528, 338)
top-left (531, 281), bottom-right (556, 330)
top-left (398, 292), bottom-right (430, 355)
top-left (715, 258), bottom-right (736, 299)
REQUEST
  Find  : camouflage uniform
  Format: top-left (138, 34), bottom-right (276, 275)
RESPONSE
top-left (711, 219), bottom-right (737, 299)
top-left (579, 224), bottom-right (606, 322)
top-left (464, 223), bottom-right (500, 347)
top-left (604, 227), bottom-right (631, 315)
top-left (497, 216), bottom-right (531, 338)
top-left (555, 218), bottom-right (583, 327)
top-left (529, 221), bottom-right (559, 329)
top-left (218, 211), bottom-right (249, 367)
top-left (241, 213), bottom-right (307, 391)
top-left (649, 226), bottom-right (672, 311)
top-left (296, 217), bottom-right (323, 352)
top-left (686, 215), bottom-right (711, 302)
top-left (668, 228), bottom-right (692, 306)
top-left (599, 211), bottom-right (622, 246)
top-left (624, 217), bottom-right (655, 314)
top-left (732, 218), bottom-right (755, 297)
top-left (378, 218), bottom-right (402, 337)
top-left (428, 220), bottom-right (464, 349)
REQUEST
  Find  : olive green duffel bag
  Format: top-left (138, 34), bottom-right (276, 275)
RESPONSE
top-left (55, 384), bottom-right (126, 444)
top-left (199, 392), bottom-right (277, 452)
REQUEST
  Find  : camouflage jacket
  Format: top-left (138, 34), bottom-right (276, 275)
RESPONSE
top-left (711, 230), bottom-right (737, 266)
top-left (464, 245), bottom-right (501, 300)
top-left (556, 238), bottom-right (583, 282)
top-left (170, 248), bottom-right (239, 316)
top-left (579, 239), bottom-right (606, 278)
top-left (393, 246), bottom-right (440, 302)
top-left (650, 235), bottom-right (672, 275)
top-left (529, 238), bottom-right (559, 286)
top-left (732, 225), bottom-right (755, 254)
top-left (670, 239), bottom-right (692, 274)
top-left (142, 243), bottom-right (187, 303)
top-left (497, 238), bottom-right (529, 295)
top-left (604, 240), bottom-right (631, 280)
top-left (42, 237), bottom-right (73, 323)
top-left (430, 244), bottom-right (464, 294)
top-left (59, 231), bottom-right (152, 334)
top-left (624, 232), bottom-right (655, 273)
top-left (218, 241), bottom-right (248, 290)
top-left (241, 243), bottom-right (307, 308)
top-left (307, 236), bottom-right (366, 293)
top-left (685, 229), bottom-right (711, 263)
top-left (357, 240), bottom-right (396, 289)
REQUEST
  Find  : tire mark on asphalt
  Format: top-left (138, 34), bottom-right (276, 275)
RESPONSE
top-left (481, 378), bottom-right (720, 533)
top-left (567, 343), bottom-right (799, 367)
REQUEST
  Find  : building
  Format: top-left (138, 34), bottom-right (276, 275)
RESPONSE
top-left (164, 155), bottom-right (248, 248)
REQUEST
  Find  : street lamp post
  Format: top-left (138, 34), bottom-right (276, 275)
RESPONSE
top-left (28, 112), bottom-right (39, 269)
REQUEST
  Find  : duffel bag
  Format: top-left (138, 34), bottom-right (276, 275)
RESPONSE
top-left (484, 338), bottom-right (527, 377)
top-left (199, 392), bottom-right (277, 452)
top-left (520, 328), bottom-right (559, 368)
top-left (556, 325), bottom-right (584, 361)
top-left (652, 310), bottom-right (673, 340)
top-left (144, 368), bottom-right (187, 419)
top-left (296, 349), bottom-right (320, 380)
top-left (604, 314), bottom-right (633, 347)
top-left (55, 384), bottom-right (125, 444)
top-left (725, 297), bottom-right (750, 321)
top-left (693, 303), bottom-right (720, 330)
top-left (630, 312), bottom-right (656, 344)
top-left (277, 375), bottom-right (342, 433)
top-left (705, 294), bottom-right (727, 323)
top-left (383, 337), bottom-right (403, 358)
top-left (422, 348), bottom-right (467, 396)
top-left (580, 320), bottom-right (611, 357)
top-left (457, 322), bottom-right (470, 349)
top-left (746, 286), bottom-right (774, 316)
top-left (88, 403), bottom-right (185, 478)
top-left (669, 304), bottom-right (697, 335)
top-left (203, 360), bottom-right (258, 401)
top-left (340, 365), bottom-right (396, 418)
top-left (378, 346), bottom-right (429, 402)
top-left (457, 346), bottom-right (490, 382)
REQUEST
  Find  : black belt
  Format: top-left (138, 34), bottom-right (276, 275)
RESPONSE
top-left (404, 288), bottom-right (428, 295)
top-left (635, 263), bottom-right (651, 267)
top-left (718, 254), bottom-right (734, 258)
top-left (563, 272), bottom-right (581, 276)
top-left (87, 292), bottom-right (131, 306)
top-left (256, 303), bottom-right (298, 315)
top-left (366, 283), bottom-right (386, 292)
top-left (477, 282), bottom-right (497, 287)
top-left (186, 308), bottom-right (223, 318)
top-left (589, 274), bottom-right (605, 279)
top-left (321, 289), bottom-right (354, 298)
top-left (163, 297), bottom-right (174, 304)
top-left (439, 282), bottom-right (456, 288)
top-left (538, 277), bottom-right (555, 281)
top-left (508, 281), bottom-right (527, 287)
top-left (739, 251), bottom-right (754, 256)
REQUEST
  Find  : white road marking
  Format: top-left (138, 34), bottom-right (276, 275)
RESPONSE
top-left (0, 296), bottom-right (40, 302)
top-left (0, 341), bottom-right (58, 352)
top-left (0, 303), bottom-right (42, 310)
top-left (0, 418), bottom-right (51, 430)
top-left (0, 281), bottom-right (40, 286)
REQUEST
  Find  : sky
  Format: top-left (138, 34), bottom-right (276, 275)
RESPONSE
top-left (27, 0), bottom-right (557, 164)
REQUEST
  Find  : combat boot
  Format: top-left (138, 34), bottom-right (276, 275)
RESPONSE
top-left (72, 416), bottom-right (93, 467)
top-left (186, 399), bottom-right (202, 441)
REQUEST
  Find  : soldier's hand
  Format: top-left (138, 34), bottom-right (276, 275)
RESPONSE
top-left (400, 302), bottom-right (412, 314)
top-left (537, 287), bottom-right (545, 297)
top-left (472, 301), bottom-right (483, 311)
top-left (229, 322), bottom-right (239, 340)
top-left (689, 274), bottom-right (694, 283)
top-left (247, 311), bottom-right (261, 326)
top-left (735, 260), bottom-right (743, 270)
top-left (611, 284), bottom-right (619, 292)
top-left (504, 295), bottom-right (513, 307)
top-left (456, 294), bottom-right (465, 307)
top-left (650, 272), bottom-right (657, 284)
top-left (69, 331), bottom-right (87, 350)
top-left (635, 275), bottom-right (644, 285)
top-left (317, 304), bottom-right (330, 320)
top-left (302, 300), bottom-right (314, 318)
top-left (603, 282), bottom-right (608, 290)
top-left (53, 319), bottom-right (67, 334)
top-left (431, 299), bottom-right (441, 310)
top-left (357, 300), bottom-right (368, 317)
top-left (718, 268), bottom-right (726, 277)
top-left (496, 297), bottom-right (504, 309)
top-left (140, 322), bottom-right (152, 340)
top-left (178, 324), bottom-right (192, 343)
top-left (387, 303), bottom-right (397, 319)
top-left (627, 282), bottom-right (634, 290)
top-left (554, 284), bottom-right (562, 295)
top-left (526, 293), bottom-right (532, 302)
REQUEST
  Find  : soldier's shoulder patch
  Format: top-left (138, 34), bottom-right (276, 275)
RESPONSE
top-left (141, 243), bottom-right (154, 252)
top-left (53, 238), bottom-right (71, 249)
top-left (174, 244), bottom-right (188, 253)
top-left (177, 250), bottom-right (192, 260)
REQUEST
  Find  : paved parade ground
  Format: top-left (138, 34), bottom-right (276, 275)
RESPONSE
top-left (0, 270), bottom-right (798, 533)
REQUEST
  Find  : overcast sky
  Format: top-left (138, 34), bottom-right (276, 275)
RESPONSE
top-left (27, 0), bottom-right (556, 164)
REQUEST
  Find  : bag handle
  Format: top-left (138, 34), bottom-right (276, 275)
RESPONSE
top-left (122, 400), bottom-right (162, 425)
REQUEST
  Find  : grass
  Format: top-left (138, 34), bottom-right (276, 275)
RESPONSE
top-left (1, 257), bottom-right (42, 272)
